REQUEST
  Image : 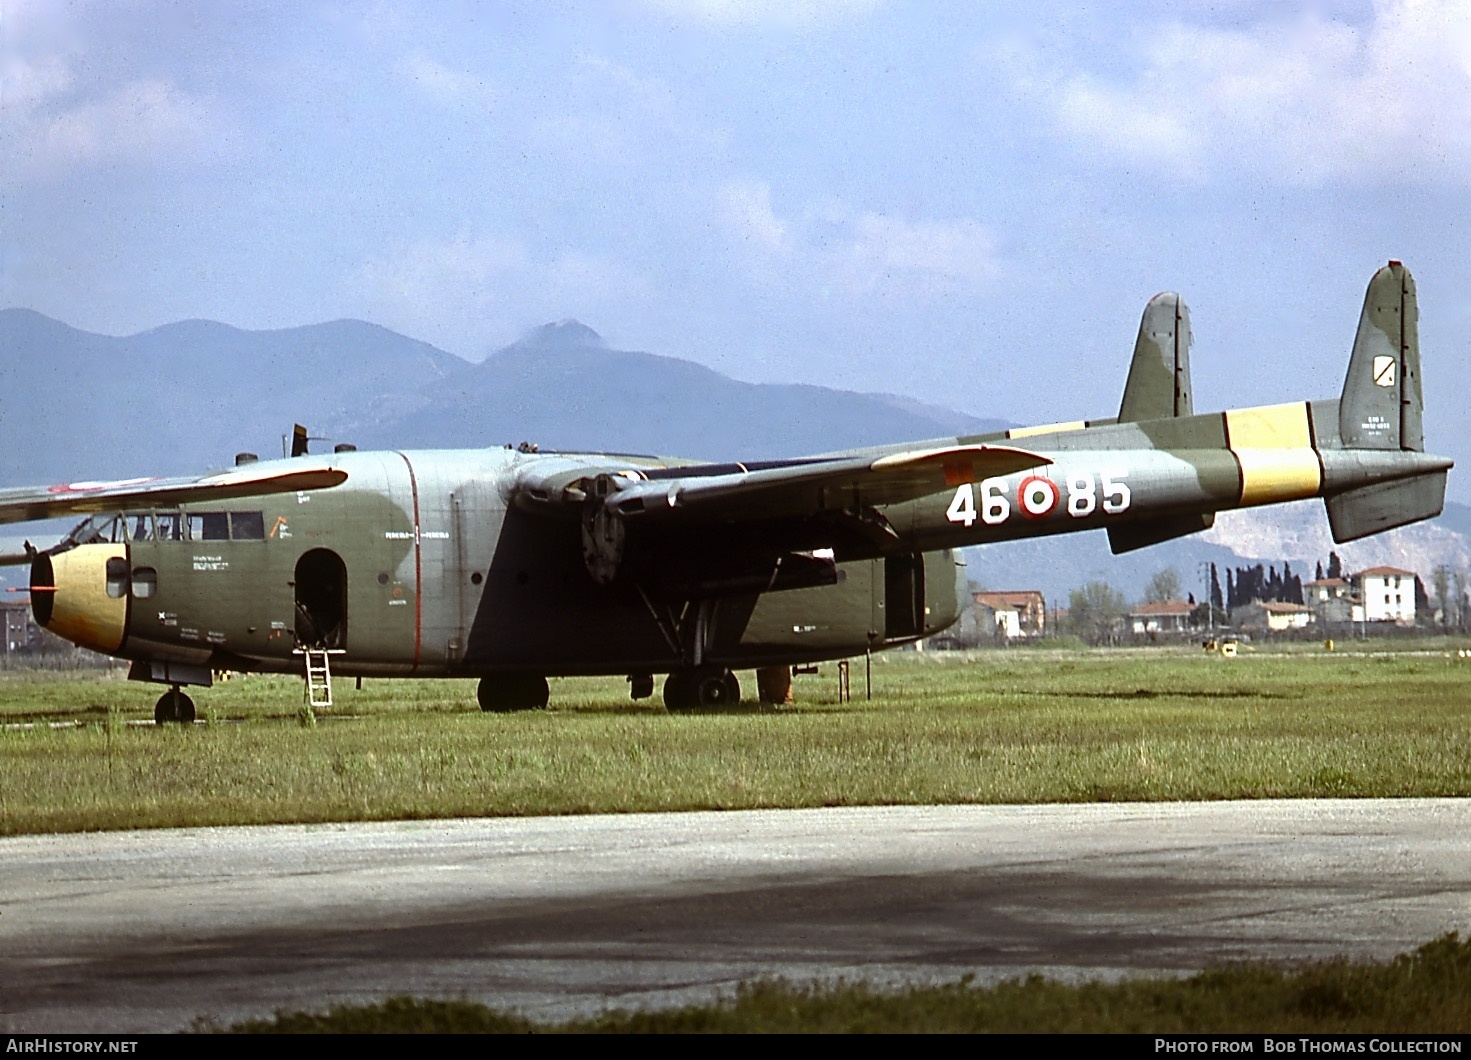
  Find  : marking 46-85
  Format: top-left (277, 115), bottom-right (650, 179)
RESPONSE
top-left (945, 471), bottom-right (1131, 527)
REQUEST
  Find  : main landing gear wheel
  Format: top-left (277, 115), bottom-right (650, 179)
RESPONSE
top-left (477, 675), bottom-right (550, 713)
top-left (154, 688), bottom-right (196, 725)
top-left (663, 668), bottom-right (740, 711)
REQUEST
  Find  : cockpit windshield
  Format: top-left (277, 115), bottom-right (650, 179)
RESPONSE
top-left (58, 513), bottom-right (127, 549)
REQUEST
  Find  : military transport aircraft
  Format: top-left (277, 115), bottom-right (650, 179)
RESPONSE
top-left (0, 262), bottom-right (1452, 722)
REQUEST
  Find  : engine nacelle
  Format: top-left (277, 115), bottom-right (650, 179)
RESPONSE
top-left (31, 544), bottom-right (130, 655)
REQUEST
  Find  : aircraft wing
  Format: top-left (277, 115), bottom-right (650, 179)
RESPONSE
top-left (512, 443), bottom-right (1049, 524)
top-left (0, 465), bottom-right (348, 527)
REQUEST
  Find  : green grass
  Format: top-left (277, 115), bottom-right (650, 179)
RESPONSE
top-left (213, 933), bottom-right (1471, 1033)
top-left (3, 647), bottom-right (1470, 835)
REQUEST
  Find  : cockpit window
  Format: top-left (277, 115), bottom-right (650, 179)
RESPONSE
top-left (67, 509), bottom-right (267, 545)
top-left (60, 514), bottom-right (125, 548)
top-left (156, 513), bottom-right (184, 541)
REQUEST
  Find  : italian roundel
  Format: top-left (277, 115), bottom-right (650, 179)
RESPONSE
top-left (1017, 475), bottom-right (1059, 518)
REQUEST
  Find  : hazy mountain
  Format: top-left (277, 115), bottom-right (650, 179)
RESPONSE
top-left (366, 319), bottom-right (1007, 460)
top-left (0, 309), bottom-right (465, 482)
top-left (0, 309), bottom-right (1009, 478)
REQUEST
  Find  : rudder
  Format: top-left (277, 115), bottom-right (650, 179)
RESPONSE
top-left (1339, 260), bottom-right (1422, 451)
top-left (1326, 261), bottom-right (1443, 542)
top-left (1119, 292), bottom-right (1193, 422)
top-left (1110, 291), bottom-right (1210, 553)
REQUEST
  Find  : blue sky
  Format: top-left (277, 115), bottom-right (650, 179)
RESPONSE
top-left (5, 0), bottom-right (1470, 494)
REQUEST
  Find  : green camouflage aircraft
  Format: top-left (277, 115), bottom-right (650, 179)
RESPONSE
top-left (0, 263), bottom-right (1452, 721)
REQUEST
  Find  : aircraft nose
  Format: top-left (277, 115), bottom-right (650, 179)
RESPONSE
top-left (30, 543), bottom-right (129, 654)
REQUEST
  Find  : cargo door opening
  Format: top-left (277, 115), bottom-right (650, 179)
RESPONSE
top-left (884, 552), bottom-right (925, 640)
top-left (295, 548), bottom-right (347, 649)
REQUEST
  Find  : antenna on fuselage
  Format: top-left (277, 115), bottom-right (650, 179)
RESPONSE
top-left (280, 420), bottom-right (333, 455)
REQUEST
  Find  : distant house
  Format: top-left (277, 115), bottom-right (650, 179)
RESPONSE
top-left (1303, 577), bottom-right (1355, 625)
top-left (2, 598), bottom-right (33, 654)
top-left (1356, 567), bottom-right (1417, 624)
top-left (973, 590), bottom-right (1046, 639)
top-left (1233, 600), bottom-right (1315, 632)
top-left (1129, 599), bottom-right (1194, 635)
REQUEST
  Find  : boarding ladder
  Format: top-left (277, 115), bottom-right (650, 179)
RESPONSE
top-left (297, 648), bottom-right (339, 710)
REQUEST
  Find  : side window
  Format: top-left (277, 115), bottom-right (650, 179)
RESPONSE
top-left (105, 557), bottom-right (130, 599)
top-left (187, 512), bottom-right (230, 541)
top-left (129, 514), bottom-right (155, 542)
top-left (131, 567), bottom-right (157, 599)
top-left (230, 511), bottom-right (266, 540)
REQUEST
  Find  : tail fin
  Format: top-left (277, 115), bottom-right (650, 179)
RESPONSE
top-left (1339, 260), bottom-right (1422, 451)
top-left (1118, 292), bottom-right (1193, 422)
top-left (1110, 292), bottom-right (1211, 554)
top-left (1326, 261), bottom-right (1444, 542)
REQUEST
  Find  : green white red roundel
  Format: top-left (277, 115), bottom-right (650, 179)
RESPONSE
top-left (1017, 475), bottom-right (1059, 518)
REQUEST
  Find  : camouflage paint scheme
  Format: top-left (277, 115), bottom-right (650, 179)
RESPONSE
top-left (4, 263), bottom-right (1452, 713)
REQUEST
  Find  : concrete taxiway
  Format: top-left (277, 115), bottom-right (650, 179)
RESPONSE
top-left (2, 799), bottom-right (1468, 1032)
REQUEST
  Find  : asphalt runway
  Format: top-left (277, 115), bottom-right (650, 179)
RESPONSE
top-left (3, 799), bottom-right (1469, 1033)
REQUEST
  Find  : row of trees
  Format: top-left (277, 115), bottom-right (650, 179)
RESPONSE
top-left (1431, 565), bottom-right (1471, 632)
top-left (1065, 558), bottom-right (1471, 644)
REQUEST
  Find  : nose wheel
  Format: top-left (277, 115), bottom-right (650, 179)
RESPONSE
top-left (154, 688), bottom-right (196, 725)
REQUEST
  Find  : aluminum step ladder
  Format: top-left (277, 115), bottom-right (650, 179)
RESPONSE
top-left (299, 648), bottom-right (336, 709)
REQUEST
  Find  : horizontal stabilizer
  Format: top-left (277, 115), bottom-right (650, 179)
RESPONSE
top-left (1107, 512), bottom-right (1214, 555)
top-left (1325, 470), bottom-right (1445, 543)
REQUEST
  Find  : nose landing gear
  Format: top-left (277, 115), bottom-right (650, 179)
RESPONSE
top-left (154, 687), bottom-right (196, 725)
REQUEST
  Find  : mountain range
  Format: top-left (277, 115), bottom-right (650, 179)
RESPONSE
top-left (2, 308), bottom-right (1466, 605)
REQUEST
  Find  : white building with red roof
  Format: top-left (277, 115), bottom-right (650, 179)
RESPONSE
top-left (1357, 567), bottom-right (1417, 624)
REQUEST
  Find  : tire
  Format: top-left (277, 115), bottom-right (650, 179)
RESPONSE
top-left (666, 668), bottom-right (739, 710)
top-left (663, 671), bottom-right (696, 711)
top-left (154, 689), bottom-right (195, 725)
top-left (477, 675), bottom-right (550, 712)
top-left (696, 670), bottom-right (739, 707)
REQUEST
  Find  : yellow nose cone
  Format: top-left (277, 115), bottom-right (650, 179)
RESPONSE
top-left (33, 544), bottom-right (129, 655)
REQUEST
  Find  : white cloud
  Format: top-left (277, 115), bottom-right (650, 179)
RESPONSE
top-left (1007, 0), bottom-right (1471, 186)
top-left (834, 213), bottom-right (1000, 298)
top-left (716, 181), bottom-right (1000, 302)
top-left (352, 234), bottom-right (651, 355)
top-left (718, 181), bottom-right (789, 252)
top-left (2, 51), bottom-right (228, 178)
top-left (358, 233), bottom-right (529, 302)
top-left (393, 51), bottom-right (498, 110)
top-left (640, 0), bottom-right (885, 30)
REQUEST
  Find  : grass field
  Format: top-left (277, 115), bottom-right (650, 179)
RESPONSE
top-left (3, 645), bottom-right (1469, 835)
